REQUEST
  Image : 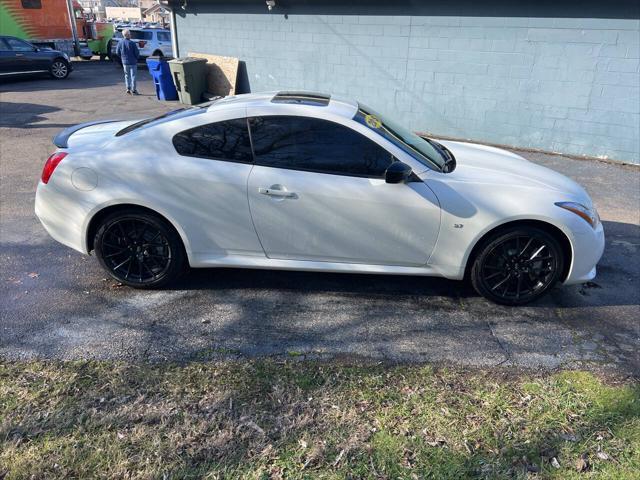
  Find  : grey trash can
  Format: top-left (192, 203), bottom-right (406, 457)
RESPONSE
top-left (168, 57), bottom-right (208, 105)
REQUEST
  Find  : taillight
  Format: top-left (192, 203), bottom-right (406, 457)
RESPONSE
top-left (138, 40), bottom-right (146, 47)
top-left (41, 152), bottom-right (67, 184)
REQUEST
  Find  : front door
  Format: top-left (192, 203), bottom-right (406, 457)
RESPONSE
top-left (246, 115), bottom-right (441, 266)
top-left (4, 37), bottom-right (46, 72)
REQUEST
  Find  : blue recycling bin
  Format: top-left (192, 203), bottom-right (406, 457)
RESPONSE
top-left (146, 56), bottom-right (178, 101)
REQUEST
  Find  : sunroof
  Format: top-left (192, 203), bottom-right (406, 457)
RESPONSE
top-left (271, 91), bottom-right (331, 106)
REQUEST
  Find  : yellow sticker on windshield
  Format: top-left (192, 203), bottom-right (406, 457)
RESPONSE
top-left (364, 114), bottom-right (382, 129)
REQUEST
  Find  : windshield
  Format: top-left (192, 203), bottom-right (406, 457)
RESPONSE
top-left (115, 100), bottom-right (221, 137)
top-left (355, 104), bottom-right (446, 171)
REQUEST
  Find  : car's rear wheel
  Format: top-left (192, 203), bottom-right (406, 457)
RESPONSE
top-left (94, 210), bottom-right (186, 288)
top-left (470, 226), bottom-right (564, 305)
top-left (50, 59), bottom-right (70, 79)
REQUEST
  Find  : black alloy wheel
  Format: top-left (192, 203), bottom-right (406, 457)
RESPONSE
top-left (95, 210), bottom-right (186, 288)
top-left (471, 226), bottom-right (564, 305)
top-left (50, 59), bottom-right (69, 79)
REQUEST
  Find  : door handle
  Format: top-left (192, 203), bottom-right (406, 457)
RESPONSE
top-left (258, 187), bottom-right (297, 199)
top-left (15, 53), bottom-right (24, 57)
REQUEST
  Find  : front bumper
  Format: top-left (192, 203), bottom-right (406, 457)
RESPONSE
top-left (563, 220), bottom-right (605, 285)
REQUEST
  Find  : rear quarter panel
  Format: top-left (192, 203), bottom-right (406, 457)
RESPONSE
top-left (74, 107), bottom-right (264, 263)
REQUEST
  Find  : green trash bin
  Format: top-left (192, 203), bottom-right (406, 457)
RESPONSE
top-left (168, 57), bottom-right (208, 105)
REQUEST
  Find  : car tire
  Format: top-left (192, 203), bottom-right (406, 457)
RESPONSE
top-left (94, 210), bottom-right (187, 289)
top-left (49, 59), bottom-right (70, 79)
top-left (152, 50), bottom-right (163, 57)
top-left (470, 226), bottom-right (564, 305)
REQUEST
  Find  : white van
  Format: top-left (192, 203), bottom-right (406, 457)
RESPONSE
top-left (110, 28), bottom-right (172, 63)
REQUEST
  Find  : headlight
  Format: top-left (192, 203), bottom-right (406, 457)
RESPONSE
top-left (555, 202), bottom-right (599, 229)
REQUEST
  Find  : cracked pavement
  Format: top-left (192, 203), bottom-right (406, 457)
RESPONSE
top-left (1, 63), bottom-right (639, 374)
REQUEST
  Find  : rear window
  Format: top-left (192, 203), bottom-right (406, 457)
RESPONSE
top-left (115, 99), bottom-right (222, 137)
top-left (129, 31), bottom-right (153, 41)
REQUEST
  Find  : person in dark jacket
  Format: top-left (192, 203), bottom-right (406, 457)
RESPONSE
top-left (116, 29), bottom-right (140, 95)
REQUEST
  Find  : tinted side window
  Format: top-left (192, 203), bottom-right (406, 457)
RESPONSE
top-left (249, 116), bottom-right (393, 177)
top-left (157, 32), bottom-right (171, 42)
top-left (5, 38), bottom-right (33, 52)
top-left (173, 118), bottom-right (253, 163)
top-left (129, 31), bottom-right (153, 40)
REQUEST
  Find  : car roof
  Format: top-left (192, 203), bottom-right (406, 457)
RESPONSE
top-left (207, 91), bottom-right (359, 119)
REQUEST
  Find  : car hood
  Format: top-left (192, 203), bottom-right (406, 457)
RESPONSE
top-left (437, 140), bottom-right (591, 204)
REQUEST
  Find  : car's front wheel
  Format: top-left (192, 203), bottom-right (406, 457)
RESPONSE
top-left (49, 59), bottom-right (70, 79)
top-left (470, 226), bottom-right (564, 305)
top-left (94, 210), bottom-right (186, 288)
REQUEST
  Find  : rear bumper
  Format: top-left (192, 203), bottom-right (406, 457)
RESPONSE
top-left (35, 181), bottom-right (88, 254)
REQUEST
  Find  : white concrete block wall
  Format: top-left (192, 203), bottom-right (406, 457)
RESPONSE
top-left (176, 13), bottom-right (640, 163)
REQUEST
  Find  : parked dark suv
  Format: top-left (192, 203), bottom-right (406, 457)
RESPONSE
top-left (0, 36), bottom-right (72, 79)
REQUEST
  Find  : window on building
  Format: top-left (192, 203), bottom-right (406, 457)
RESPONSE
top-left (249, 116), bottom-right (393, 178)
top-left (173, 118), bottom-right (253, 163)
top-left (21, 0), bottom-right (42, 9)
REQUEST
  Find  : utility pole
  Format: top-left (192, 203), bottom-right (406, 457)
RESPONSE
top-left (65, 0), bottom-right (81, 56)
top-left (159, 0), bottom-right (180, 58)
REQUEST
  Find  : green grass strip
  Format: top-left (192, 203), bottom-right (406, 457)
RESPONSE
top-left (1, 361), bottom-right (638, 479)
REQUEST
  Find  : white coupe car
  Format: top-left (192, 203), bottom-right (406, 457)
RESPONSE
top-left (35, 91), bottom-right (604, 305)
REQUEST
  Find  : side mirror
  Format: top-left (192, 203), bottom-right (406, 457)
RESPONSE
top-left (385, 161), bottom-right (412, 184)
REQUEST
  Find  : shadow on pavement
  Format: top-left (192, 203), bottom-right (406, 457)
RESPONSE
top-left (0, 101), bottom-right (74, 129)
top-left (170, 220), bottom-right (639, 309)
top-left (0, 61), bottom-right (146, 93)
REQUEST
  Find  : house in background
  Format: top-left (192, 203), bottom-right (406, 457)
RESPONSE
top-left (143, 2), bottom-right (169, 24)
top-left (162, 0), bottom-right (640, 164)
top-left (80, 0), bottom-right (159, 20)
top-left (104, 5), bottom-right (142, 21)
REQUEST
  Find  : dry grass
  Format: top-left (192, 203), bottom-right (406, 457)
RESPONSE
top-left (0, 360), bottom-right (638, 479)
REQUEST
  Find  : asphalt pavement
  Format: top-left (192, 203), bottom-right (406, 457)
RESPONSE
top-left (1, 62), bottom-right (638, 374)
